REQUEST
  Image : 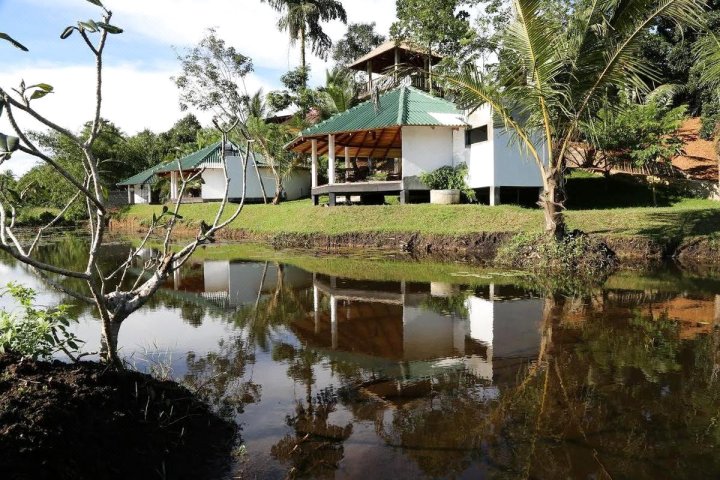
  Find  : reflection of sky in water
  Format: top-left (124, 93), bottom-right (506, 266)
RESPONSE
top-left (4, 246), bottom-right (720, 479)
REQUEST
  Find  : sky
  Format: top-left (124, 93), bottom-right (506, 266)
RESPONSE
top-left (0, 0), bottom-right (398, 176)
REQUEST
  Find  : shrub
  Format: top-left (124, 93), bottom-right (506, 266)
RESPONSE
top-left (495, 231), bottom-right (617, 276)
top-left (419, 163), bottom-right (475, 201)
top-left (0, 283), bottom-right (83, 360)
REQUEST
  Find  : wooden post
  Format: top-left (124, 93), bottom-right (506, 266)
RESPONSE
top-left (328, 134), bottom-right (336, 185)
top-left (367, 60), bottom-right (373, 95)
top-left (311, 139), bottom-right (318, 188)
top-left (345, 146), bottom-right (350, 182)
top-left (394, 47), bottom-right (400, 84)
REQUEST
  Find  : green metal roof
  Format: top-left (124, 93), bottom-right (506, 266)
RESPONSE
top-left (117, 162), bottom-right (167, 186)
top-left (155, 142), bottom-right (224, 174)
top-left (297, 86), bottom-right (466, 139)
top-left (118, 141), bottom-right (269, 187)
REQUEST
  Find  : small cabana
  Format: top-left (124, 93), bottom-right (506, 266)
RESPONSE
top-left (287, 86), bottom-right (467, 205)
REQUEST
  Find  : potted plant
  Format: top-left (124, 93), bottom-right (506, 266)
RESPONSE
top-left (419, 163), bottom-right (475, 204)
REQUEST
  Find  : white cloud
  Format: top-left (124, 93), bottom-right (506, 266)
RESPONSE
top-left (25, 0), bottom-right (396, 77)
top-left (0, 62), bottom-right (273, 176)
top-left (4, 0), bottom-right (398, 176)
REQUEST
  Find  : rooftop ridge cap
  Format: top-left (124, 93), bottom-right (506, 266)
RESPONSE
top-left (396, 86), bottom-right (407, 125)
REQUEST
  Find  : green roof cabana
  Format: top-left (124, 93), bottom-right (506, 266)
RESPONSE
top-left (286, 86), bottom-right (466, 205)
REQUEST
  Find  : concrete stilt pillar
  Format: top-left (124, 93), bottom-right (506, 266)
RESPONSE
top-left (311, 139), bottom-right (318, 189)
top-left (328, 135), bottom-right (336, 185)
top-left (490, 187), bottom-right (501, 206)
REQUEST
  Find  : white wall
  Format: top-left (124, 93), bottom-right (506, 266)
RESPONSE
top-left (283, 169), bottom-right (312, 201)
top-left (464, 105), bottom-right (544, 189)
top-left (465, 106), bottom-right (495, 189)
top-left (401, 126), bottom-right (455, 189)
top-left (132, 184), bottom-right (151, 204)
top-left (202, 156), bottom-right (311, 201)
top-left (201, 156), bottom-right (274, 200)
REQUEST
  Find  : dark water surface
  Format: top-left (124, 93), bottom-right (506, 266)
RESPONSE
top-left (2, 238), bottom-right (720, 479)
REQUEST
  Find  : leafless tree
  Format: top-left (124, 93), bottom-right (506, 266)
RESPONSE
top-left (0, 1), bottom-right (250, 368)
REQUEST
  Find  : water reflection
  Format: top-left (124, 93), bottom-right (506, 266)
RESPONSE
top-left (4, 244), bottom-right (720, 479)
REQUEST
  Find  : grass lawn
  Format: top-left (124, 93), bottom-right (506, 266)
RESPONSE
top-left (116, 173), bottom-right (720, 241)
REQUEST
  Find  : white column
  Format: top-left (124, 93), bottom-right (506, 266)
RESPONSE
top-left (311, 139), bottom-right (318, 189)
top-left (328, 134), bottom-right (336, 185)
top-left (330, 295), bottom-right (338, 350)
top-left (127, 186), bottom-right (132, 204)
top-left (170, 171), bottom-right (179, 201)
top-left (490, 186), bottom-right (501, 206)
top-left (147, 184), bottom-right (152, 204)
top-left (344, 146), bottom-right (350, 182)
top-left (313, 281), bottom-right (320, 334)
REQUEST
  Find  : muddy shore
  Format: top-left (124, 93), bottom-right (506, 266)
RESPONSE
top-left (110, 217), bottom-right (718, 265)
top-left (0, 354), bottom-right (237, 480)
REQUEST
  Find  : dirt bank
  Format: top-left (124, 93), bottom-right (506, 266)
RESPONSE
top-left (0, 354), bottom-right (237, 480)
top-left (110, 217), bottom-right (710, 264)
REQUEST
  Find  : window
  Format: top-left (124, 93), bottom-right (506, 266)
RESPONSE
top-left (465, 125), bottom-right (488, 146)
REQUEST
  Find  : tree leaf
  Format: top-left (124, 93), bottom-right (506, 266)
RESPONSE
top-left (27, 83), bottom-right (53, 92)
top-left (97, 22), bottom-right (124, 34)
top-left (0, 133), bottom-right (20, 153)
top-left (0, 33), bottom-right (28, 51)
top-left (60, 26), bottom-right (75, 40)
top-left (30, 89), bottom-right (52, 100)
top-left (86, 0), bottom-right (104, 7)
top-left (78, 21), bottom-right (98, 33)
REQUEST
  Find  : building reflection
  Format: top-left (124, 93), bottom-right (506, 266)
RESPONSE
top-left (299, 274), bottom-right (545, 386)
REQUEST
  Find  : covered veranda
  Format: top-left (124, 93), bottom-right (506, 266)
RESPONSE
top-left (288, 125), bottom-right (406, 205)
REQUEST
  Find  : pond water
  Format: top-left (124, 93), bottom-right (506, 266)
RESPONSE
top-left (2, 238), bottom-right (720, 479)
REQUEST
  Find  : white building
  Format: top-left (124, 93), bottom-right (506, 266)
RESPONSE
top-left (119, 141), bottom-right (311, 204)
top-left (287, 86), bottom-right (544, 206)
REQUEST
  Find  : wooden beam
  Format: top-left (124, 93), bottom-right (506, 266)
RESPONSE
top-left (379, 128), bottom-right (402, 160)
top-left (367, 128), bottom-right (392, 159)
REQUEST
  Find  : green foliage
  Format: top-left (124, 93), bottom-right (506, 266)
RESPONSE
top-left (0, 283), bottom-right (83, 360)
top-left (332, 22), bottom-right (385, 67)
top-left (263, 0), bottom-right (347, 71)
top-left (173, 28), bottom-right (253, 122)
top-left (496, 231), bottom-right (617, 278)
top-left (700, 97), bottom-right (720, 140)
top-left (418, 163), bottom-right (475, 200)
top-left (267, 67), bottom-right (317, 114)
top-left (316, 67), bottom-right (356, 116)
top-left (390, 0), bottom-right (476, 58)
top-left (587, 97), bottom-right (687, 167)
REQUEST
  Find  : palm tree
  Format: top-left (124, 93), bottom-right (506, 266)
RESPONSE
top-left (263, 0), bottom-right (347, 87)
top-left (318, 66), bottom-right (356, 116)
top-left (246, 90), bottom-right (300, 204)
top-left (445, 0), bottom-right (706, 238)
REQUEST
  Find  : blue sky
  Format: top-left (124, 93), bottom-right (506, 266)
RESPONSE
top-left (0, 0), bottom-right (397, 175)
